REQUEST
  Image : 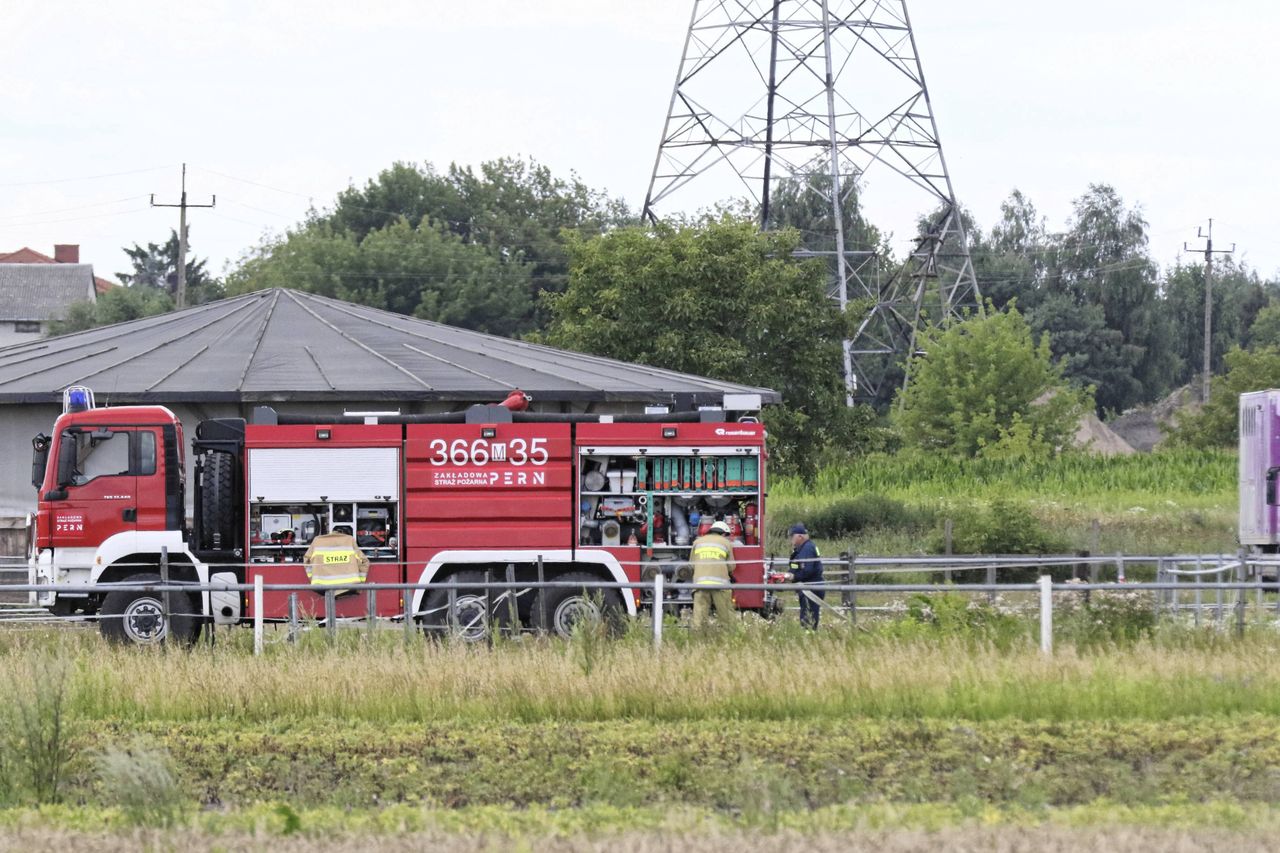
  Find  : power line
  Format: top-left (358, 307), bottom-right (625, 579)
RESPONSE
top-left (0, 195), bottom-right (148, 222)
top-left (0, 165), bottom-right (174, 188)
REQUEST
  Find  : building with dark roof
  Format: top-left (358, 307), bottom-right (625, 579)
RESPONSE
top-left (0, 288), bottom-right (778, 526)
top-left (0, 244), bottom-right (116, 296)
top-left (0, 263), bottom-right (97, 347)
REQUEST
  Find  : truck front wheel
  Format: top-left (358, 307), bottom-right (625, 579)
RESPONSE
top-left (100, 573), bottom-right (200, 645)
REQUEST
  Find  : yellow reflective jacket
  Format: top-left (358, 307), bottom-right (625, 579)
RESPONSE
top-left (303, 532), bottom-right (370, 586)
top-left (690, 533), bottom-right (736, 586)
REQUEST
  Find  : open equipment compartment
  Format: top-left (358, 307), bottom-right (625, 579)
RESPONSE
top-left (574, 421), bottom-right (767, 610)
top-left (242, 426), bottom-right (403, 619)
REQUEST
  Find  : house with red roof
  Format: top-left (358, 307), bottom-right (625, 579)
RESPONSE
top-left (0, 244), bottom-right (116, 295)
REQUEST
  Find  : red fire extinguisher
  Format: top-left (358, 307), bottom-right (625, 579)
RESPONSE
top-left (744, 502), bottom-right (758, 545)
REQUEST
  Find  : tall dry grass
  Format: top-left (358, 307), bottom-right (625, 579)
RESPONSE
top-left (3, 623), bottom-right (1279, 724)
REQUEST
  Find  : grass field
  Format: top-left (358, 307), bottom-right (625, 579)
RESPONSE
top-left (769, 448), bottom-right (1238, 556)
top-left (0, 448), bottom-right (1260, 849)
top-left (1, 614), bottom-right (1279, 848)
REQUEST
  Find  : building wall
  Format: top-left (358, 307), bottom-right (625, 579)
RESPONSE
top-left (0, 323), bottom-right (45, 348)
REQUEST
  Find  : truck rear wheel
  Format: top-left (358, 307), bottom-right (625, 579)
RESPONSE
top-left (199, 451), bottom-right (236, 551)
top-left (420, 570), bottom-right (513, 642)
top-left (532, 571), bottom-right (625, 638)
top-left (100, 573), bottom-right (200, 645)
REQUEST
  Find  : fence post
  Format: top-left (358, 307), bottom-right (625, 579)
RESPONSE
top-left (1039, 574), bottom-right (1053, 656)
top-left (485, 567), bottom-right (494, 651)
top-left (1088, 522), bottom-right (1101, 594)
top-left (1155, 557), bottom-right (1165, 618)
top-left (159, 546), bottom-right (171, 643)
top-left (985, 562), bottom-right (996, 603)
top-left (1216, 554), bottom-right (1224, 622)
top-left (366, 587), bottom-right (377, 637)
top-left (403, 588), bottom-right (415, 643)
top-left (943, 520), bottom-right (953, 585)
top-left (1115, 553), bottom-right (1125, 583)
top-left (652, 572), bottom-right (664, 650)
top-left (1194, 558), bottom-right (1202, 627)
top-left (843, 552), bottom-right (857, 626)
top-left (325, 590), bottom-right (336, 642)
top-left (1236, 553), bottom-right (1247, 638)
top-left (505, 564), bottom-right (519, 632)
top-left (287, 592), bottom-right (298, 645)
top-left (253, 574), bottom-right (264, 656)
top-left (536, 556), bottom-right (547, 635)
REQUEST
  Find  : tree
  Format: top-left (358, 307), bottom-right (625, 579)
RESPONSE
top-left (893, 304), bottom-right (1092, 458)
top-left (1042, 184), bottom-right (1175, 411)
top-left (1162, 259), bottom-right (1268, 385)
top-left (1247, 300), bottom-right (1280, 351)
top-left (1028, 292), bottom-right (1141, 409)
top-left (316, 157), bottom-right (630, 324)
top-left (971, 190), bottom-right (1050, 313)
top-left (1169, 346), bottom-right (1280, 448)
top-left (226, 217), bottom-right (533, 337)
top-left (117, 229), bottom-right (223, 305)
top-left (46, 286), bottom-right (173, 336)
top-left (541, 217), bottom-right (872, 474)
top-left (765, 173), bottom-right (888, 258)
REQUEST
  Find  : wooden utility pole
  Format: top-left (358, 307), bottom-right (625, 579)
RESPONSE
top-left (1184, 220), bottom-right (1234, 403)
top-left (151, 163), bottom-right (215, 310)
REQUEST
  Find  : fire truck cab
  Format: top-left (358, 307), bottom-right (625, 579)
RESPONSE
top-left (30, 387), bottom-right (770, 644)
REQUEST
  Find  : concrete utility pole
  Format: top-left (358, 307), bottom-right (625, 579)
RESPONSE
top-left (151, 163), bottom-right (215, 310)
top-left (1184, 220), bottom-right (1235, 403)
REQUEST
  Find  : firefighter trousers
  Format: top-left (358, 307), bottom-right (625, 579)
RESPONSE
top-left (692, 588), bottom-right (734, 628)
top-left (798, 586), bottom-right (825, 629)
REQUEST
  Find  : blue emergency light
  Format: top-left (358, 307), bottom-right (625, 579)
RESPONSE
top-left (62, 386), bottom-right (95, 413)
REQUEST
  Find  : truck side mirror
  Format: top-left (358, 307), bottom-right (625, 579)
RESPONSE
top-left (55, 436), bottom-right (77, 488)
top-left (30, 434), bottom-right (50, 489)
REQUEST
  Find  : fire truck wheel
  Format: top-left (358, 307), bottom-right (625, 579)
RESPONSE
top-left (199, 451), bottom-right (236, 551)
top-left (100, 573), bottom-right (200, 646)
top-left (420, 570), bottom-right (513, 642)
top-left (532, 571), bottom-right (625, 639)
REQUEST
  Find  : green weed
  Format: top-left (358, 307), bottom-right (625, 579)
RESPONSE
top-left (94, 738), bottom-right (186, 827)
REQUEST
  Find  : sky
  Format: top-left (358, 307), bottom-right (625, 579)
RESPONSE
top-left (1, 0), bottom-right (1276, 285)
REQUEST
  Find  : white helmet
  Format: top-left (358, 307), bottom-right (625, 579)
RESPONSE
top-left (709, 521), bottom-right (731, 536)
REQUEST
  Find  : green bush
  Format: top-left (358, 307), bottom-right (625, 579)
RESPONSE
top-left (939, 498), bottom-right (1066, 557)
top-left (3, 652), bottom-right (77, 805)
top-left (805, 493), bottom-right (933, 538)
top-left (897, 592), bottom-right (1027, 648)
top-left (95, 738), bottom-right (187, 827)
top-left (1056, 587), bottom-right (1158, 647)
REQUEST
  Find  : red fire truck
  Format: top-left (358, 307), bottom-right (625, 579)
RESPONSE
top-left (29, 387), bottom-right (770, 644)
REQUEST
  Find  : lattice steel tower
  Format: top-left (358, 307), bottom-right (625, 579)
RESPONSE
top-left (643, 0), bottom-right (979, 402)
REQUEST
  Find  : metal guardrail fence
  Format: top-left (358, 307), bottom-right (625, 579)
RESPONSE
top-left (4, 553), bottom-right (1280, 655)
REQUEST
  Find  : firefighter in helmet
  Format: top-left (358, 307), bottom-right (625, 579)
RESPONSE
top-left (690, 520), bottom-right (736, 628)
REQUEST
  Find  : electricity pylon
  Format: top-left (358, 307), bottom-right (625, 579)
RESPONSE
top-left (643, 0), bottom-right (979, 403)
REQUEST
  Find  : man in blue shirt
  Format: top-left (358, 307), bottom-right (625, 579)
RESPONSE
top-left (788, 523), bottom-right (824, 629)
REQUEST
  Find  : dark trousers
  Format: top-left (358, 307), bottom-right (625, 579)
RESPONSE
top-left (798, 586), bottom-right (824, 629)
